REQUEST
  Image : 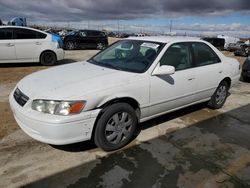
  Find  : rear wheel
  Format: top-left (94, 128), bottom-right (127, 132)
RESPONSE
top-left (208, 80), bottom-right (229, 109)
top-left (96, 42), bottom-right (105, 50)
top-left (40, 51), bottom-right (56, 66)
top-left (94, 103), bottom-right (137, 151)
top-left (65, 41), bottom-right (75, 50)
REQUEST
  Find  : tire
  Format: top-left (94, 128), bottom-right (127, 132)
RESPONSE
top-left (40, 51), bottom-right (56, 66)
top-left (208, 80), bottom-right (229, 109)
top-left (96, 42), bottom-right (105, 50)
top-left (65, 41), bottom-right (75, 50)
top-left (94, 103), bottom-right (138, 151)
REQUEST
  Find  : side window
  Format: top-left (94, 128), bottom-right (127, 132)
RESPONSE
top-left (192, 42), bottom-right (221, 66)
top-left (14, 28), bottom-right (39, 39)
top-left (87, 31), bottom-right (100, 37)
top-left (0, 28), bottom-right (13, 40)
top-left (100, 32), bottom-right (106, 37)
top-left (159, 43), bottom-right (192, 71)
top-left (37, 32), bottom-right (47, 39)
top-left (79, 31), bottom-right (87, 37)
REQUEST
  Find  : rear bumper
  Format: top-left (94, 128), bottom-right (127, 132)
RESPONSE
top-left (231, 74), bottom-right (240, 87)
top-left (55, 48), bottom-right (64, 61)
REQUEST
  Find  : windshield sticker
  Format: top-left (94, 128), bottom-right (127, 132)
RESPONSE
top-left (141, 42), bottom-right (160, 49)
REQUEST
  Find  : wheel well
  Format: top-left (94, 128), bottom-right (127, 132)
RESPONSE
top-left (40, 50), bottom-right (57, 62)
top-left (222, 77), bottom-right (231, 88)
top-left (90, 97), bottom-right (141, 140)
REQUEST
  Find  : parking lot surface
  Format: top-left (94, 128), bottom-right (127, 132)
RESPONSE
top-left (0, 49), bottom-right (250, 188)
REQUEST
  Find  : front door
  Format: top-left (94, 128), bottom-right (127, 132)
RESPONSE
top-left (149, 43), bottom-right (197, 116)
top-left (0, 28), bottom-right (16, 62)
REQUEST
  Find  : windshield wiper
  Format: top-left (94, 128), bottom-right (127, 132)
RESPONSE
top-left (88, 59), bottom-right (122, 71)
top-left (102, 63), bottom-right (122, 70)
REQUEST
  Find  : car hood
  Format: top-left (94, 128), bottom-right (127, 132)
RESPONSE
top-left (17, 61), bottom-right (139, 100)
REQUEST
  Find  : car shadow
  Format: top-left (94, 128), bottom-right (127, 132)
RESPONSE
top-left (0, 59), bottom-right (76, 68)
top-left (50, 140), bottom-right (97, 152)
top-left (0, 62), bottom-right (42, 68)
top-left (56, 59), bottom-right (76, 65)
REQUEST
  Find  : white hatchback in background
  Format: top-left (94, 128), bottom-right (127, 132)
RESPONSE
top-left (0, 26), bottom-right (64, 65)
top-left (9, 36), bottom-right (241, 151)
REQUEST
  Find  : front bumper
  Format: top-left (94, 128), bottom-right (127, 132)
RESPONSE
top-left (9, 91), bottom-right (101, 145)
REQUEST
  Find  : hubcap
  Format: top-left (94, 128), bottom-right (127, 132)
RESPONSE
top-left (43, 53), bottom-right (54, 64)
top-left (105, 112), bottom-right (133, 144)
top-left (67, 42), bottom-right (74, 49)
top-left (97, 43), bottom-right (103, 49)
top-left (215, 85), bottom-right (227, 105)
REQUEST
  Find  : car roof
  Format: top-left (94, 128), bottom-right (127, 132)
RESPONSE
top-left (78, 29), bottom-right (103, 32)
top-left (126, 36), bottom-right (202, 44)
top-left (0, 26), bottom-right (47, 35)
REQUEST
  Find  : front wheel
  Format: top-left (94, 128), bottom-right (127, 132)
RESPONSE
top-left (94, 103), bottom-right (137, 151)
top-left (208, 80), bottom-right (229, 109)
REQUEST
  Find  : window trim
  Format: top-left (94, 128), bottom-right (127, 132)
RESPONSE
top-left (13, 28), bottom-right (47, 40)
top-left (190, 42), bottom-right (221, 68)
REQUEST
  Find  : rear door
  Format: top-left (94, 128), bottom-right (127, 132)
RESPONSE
top-left (191, 42), bottom-right (223, 101)
top-left (77, 31), bottom-right (91, 48)
top-left (13, 28), bottom-right (47, 61)
top-left (86, 31), bottom-right (100, 48)
top-left (0, 28), bottom-right (16, 62)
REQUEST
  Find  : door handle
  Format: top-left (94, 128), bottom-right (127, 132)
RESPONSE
top-left (219, 70), bottom-right (223, 74)
top-left (188, 78), bottom-right (195, 81)
top-left (6, 43), bottom-right (14, 47)
top-left (35, 42), bottom-right (42, 45)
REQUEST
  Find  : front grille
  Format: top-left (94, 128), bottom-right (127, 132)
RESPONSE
top-left (13, 88), bottom-right (29, 107)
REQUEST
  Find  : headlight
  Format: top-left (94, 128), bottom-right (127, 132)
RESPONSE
top-left (31, 100), bottom-right (86, 115)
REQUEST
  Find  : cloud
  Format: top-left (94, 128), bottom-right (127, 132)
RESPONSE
top-left (1, 0), bottom-right (250, 37)
top-left (0, 0), bottom-right (250, 21)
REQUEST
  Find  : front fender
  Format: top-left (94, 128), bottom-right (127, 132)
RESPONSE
top-left (97, 93), bottom-right (139, 108)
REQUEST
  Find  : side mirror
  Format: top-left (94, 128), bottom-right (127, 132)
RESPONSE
top-left (152, 65), bottom-right (175, 76)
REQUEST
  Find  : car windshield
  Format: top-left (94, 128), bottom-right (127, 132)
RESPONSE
top-left (88, 40), bottom-right (164, 73)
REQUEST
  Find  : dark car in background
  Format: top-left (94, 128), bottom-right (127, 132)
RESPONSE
top-left (234, 45), bottom-right (249, 57)
top-left (241, 57), bottom-right (250, 81)
top-left (202, 37), bottom-right (225, 50)
top-left (63, 30), bottom-right (108, 50)
top-left (227, 41), bottom-right (245, 52)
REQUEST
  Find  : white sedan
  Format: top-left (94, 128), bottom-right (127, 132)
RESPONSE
top-left (0, 26), bottom-right (64, 65)
top-left (9, 36), bottom-right (240, 151)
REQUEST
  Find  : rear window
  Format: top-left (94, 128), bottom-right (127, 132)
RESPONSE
top-left (0, 28), bottom-right (13, 40)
